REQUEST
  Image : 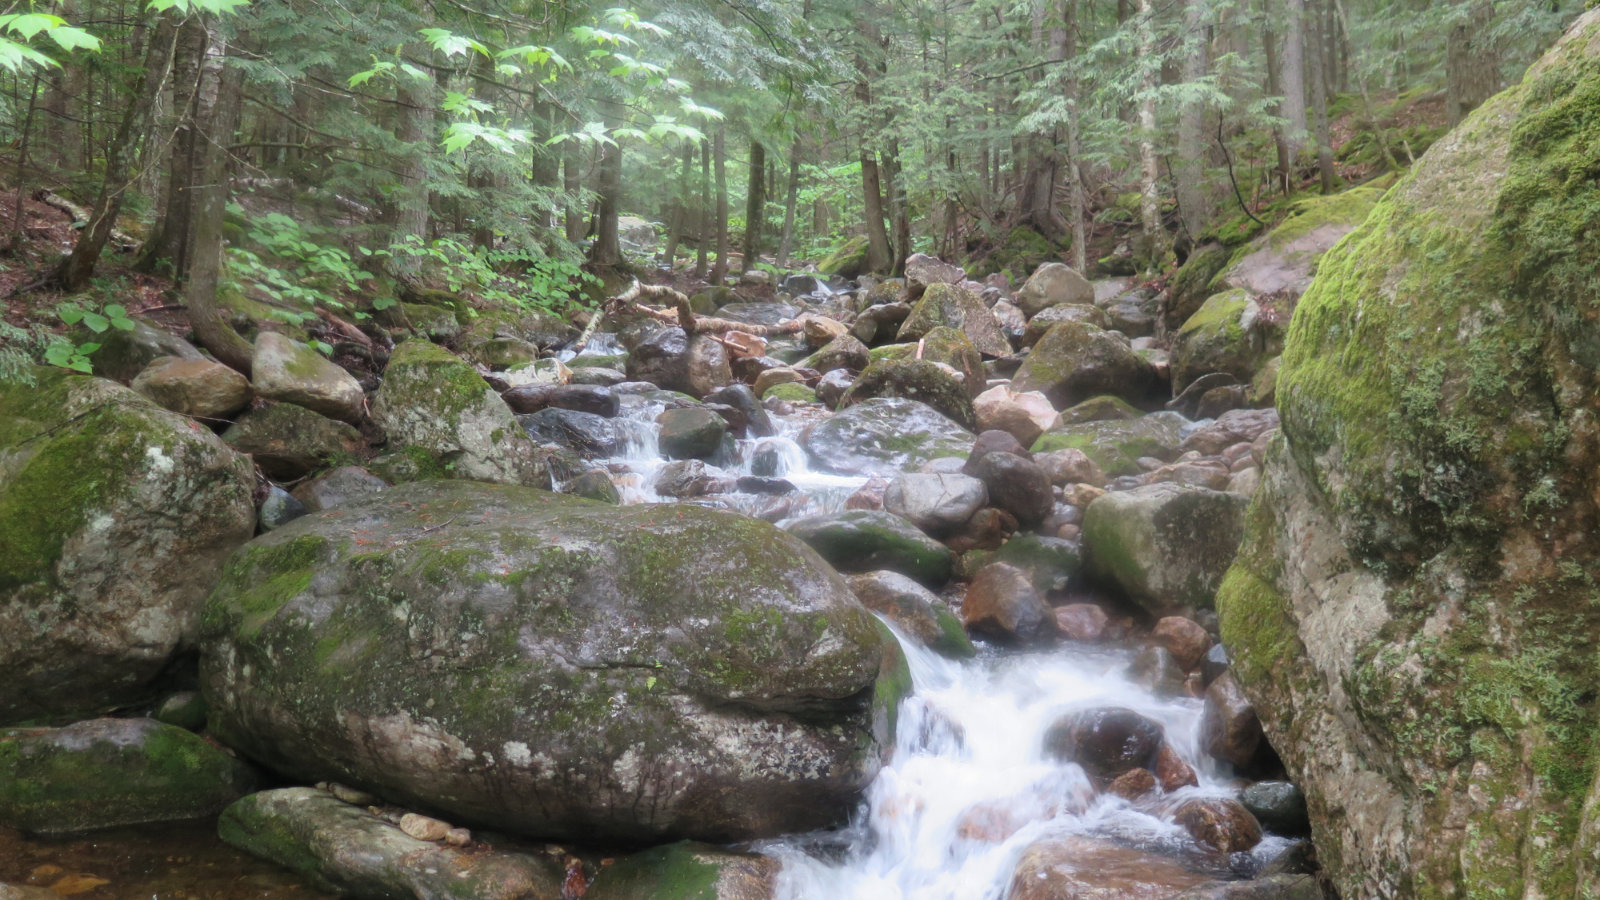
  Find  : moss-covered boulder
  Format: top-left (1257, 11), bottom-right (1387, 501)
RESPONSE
top-left (585, 842), bottom-right (777, 900)
top-left (840, 359), bottom-right (976, 431)
top-left (1169, 289), bottom-right (1286, 395)
top-left (1011, 322), bottom-right (1166, 411)
top-left (1082, 483), bottom-right (1248, 614)
top-left (1212, 185), bottom-right (1384, 302)
top-left (895, 283), bottom-right (1011, 358)
top-left (371, 340), bottom-right (547, 487)
top-left (917, 327), bottom-right (987, 399)
top-left (846, 571), bottom-right (975, 659)
top-left (785, 510), bottom-right (954, 587)
top-left (1021, 304), bottom-right (1112, 348)
top-left (802, 398), bottom-right (974, 476)
top-left (1030, 412), bottom-right (1187, 478)
top-left (0, 371), bottom-right (256, 724)
top-left (199, 481), bottom-right (904, 843)
top-left (817, 235), bottom-right (871, 278)
top-left (1163, 242), bottom-right (1234, 334)
top-left (1214, 13), bottom-right (1600, 896)
top-left (92, 318), bottom-right (204, 384)
top-left (219, 787), bottom-right (565, 899)
top-left (0, 718), bottom-right (257, 833)
top-left (223, 402), bottom-right (365, 481)
top-left (251, 332), bottom-right (365, 425)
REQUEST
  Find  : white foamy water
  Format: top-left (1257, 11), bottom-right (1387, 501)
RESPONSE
top-left (762, 627), bottom-right (1288, 900)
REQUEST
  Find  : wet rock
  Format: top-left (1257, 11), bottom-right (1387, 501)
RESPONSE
top-left (1195, 385), bottom-right (1250, 420)
top-left (131, 357), bottom-right (252, 419)
top-left (904, 253), bottom-right (966, 301)
top-left (1055, 603), bottom-right (1110, 642)
top-left (965, 451), bottom-right (1053, 528)
top-left (803, 333), bottom-right (871, 375)
top-left (587, 842), bottom-right (779, 900)
top-left (1201, 673), bottom-right (1263, 769)
top-left (753, 367), bottom-right (805, 398)
top-left (1043, 707), bottom-right (1165, 781)
top-left (519, 408), bottom-right (619, 458)
top-left (201, 482), bottom-right (906, 842)
top-left (703, 384), bottom-right (775, 438)
top-left (973, 386), bottom-right (1060, 446)
top-left (1099, 287), bottom-right (1160, 338)
top-left (990, 300), bottom-right (1027, 342)
top-left (502, 383), bottom-right (621, 418)
top-left (1152, 616), bottom-right (1214, 670)
top-left (1144, 458), bottom-right (1233, 492)
top-left (847, 571), bottom-right (975, 659)
top-left (398, 812), bottom-right (451, 842)
top-left (252, 332), bottom-right (365, 424)
top-left (1170, 798), bottom-right (1263, 853)
top-left (656, 407), bottom-right (728, 460)
top-left (1007, 834), bottom-right (1212, 900)
top-left (786, 509), bottom-right (954, 587)
top-left (845, 476), bottom-right (889, 510)
top-left (654, 460), bottom-right (728, 498)
top-left (571, 366), bottom-right (628, 387)
top-left (916, 327), bottom-right (988, 400)
top-left (1109, 768), bottom-right (1158, 800)
top-left (155, 690), bottom-right (208, 731)
top-left (0, 371), bottom-right (256, 723)
top-left (1240, 781), bottom-right (1310, 836)
top-left (897, 283), bottom-right (1011, 358)
top-left (1168, 875), bottom-right (1322, 900)
top-left (815, 369), bottom-right (854, 406)
top-left (1170, 290), bottom-right (1285, 395)
top-left (991, 532), bottom-right (1083, 594)
top-left (801, 398), bottom-right (973, 476)
top-left (1031, 413), bottom-right (1187, 479)
top-left (961, 562), bottom-right (1058, 645)
top-left (0, 718), bottom-right (257, 833)
top-left (566, 469), bottom-right (621, 504)
top-left (1035, 448), bottom-right (1107, 487)
top-left (1060, 394), bottom-right (1142, 425)
top-left (883, 473), bottom-right (988, 534)
top-left (841, 359), bottom-right (976, 430)
top-left (1200, 644), bottom-right (1229, 686)
top-left (1015, 262), bottom-right (1095, 318)
top-left (1167, 372), bottom-right (1240, 420)
top-left (1012, 322), bottom-right (1165, 411)
top-left (734, 476), bottom-right (795, 495)
top-left (373, 341), bottom-right (548, 486)
top-left (1126, 646), bottom-right (1188, 697)
top-left (1082, 483), bottom-right (1249, 613)
top-left (258, 485), bottom-right (308, 531)
top-left (223, 402), bottom-right (365, 480)
top-left (1155, 742), bottom-right (1199, 791)
top-left (852, 302), bottom-right (912, 345)
top-left (946, 506), bottom-right (1017, 553)
top-left (291, 466), bottom-right (389, 513)
top-left (965, 429), bottom-right (1028, 468)
top-left (1178, 408), bottom-right (1281, 456)
top-left (219, 788), bottom-right (565, 899)
top-left (800, 314), bottom-right (849, 348)
top-left (626, 328), bottom-right (732, 398)
top-left (1022, 303), bottom-right (1112, 348)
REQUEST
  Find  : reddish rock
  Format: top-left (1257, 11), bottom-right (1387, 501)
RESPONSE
top-left (1200, 673), bottom-right (1263, 769)
top-left (1152, 617), bottom-right (1214, 671)
top-left (1155, 743), bottom-right (1200, 791)
top-left (961, 563), bottom-right (1058, 644)
top-left (1170, 798), bottom-right (1263, 853)
top-left (1055, 604), bottom-right (1110, 642)
top-left (1108, 768), bottom-right (1158, 800)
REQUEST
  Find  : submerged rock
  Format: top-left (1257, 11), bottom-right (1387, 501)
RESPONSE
top-left (1007, 834), bottom-right (1211, 900)
top-left (0, 718), bottom-right (257, 834)
top-left (802, 398), bottom-right (974, 476)
top-left (1042, 707), bottom-right (1165, 782)
top-left (0, 370), bottom-right (256, 723)
top-left (200, 481), bottom-right (904, 843)
top-left (846, 571), bottom-right (975, 659)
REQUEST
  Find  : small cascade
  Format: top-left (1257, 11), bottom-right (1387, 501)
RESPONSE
top-left (762, 627), bottom-right (1289, 900)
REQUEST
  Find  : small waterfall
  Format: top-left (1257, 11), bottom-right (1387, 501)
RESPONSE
top-left (761, 625), bottom-right (1289, 900)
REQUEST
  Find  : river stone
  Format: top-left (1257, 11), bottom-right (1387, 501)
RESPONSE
top-left (656, 408), bottom-right (728, 460)
top-left (852, 302), bottom-right (912, 345)
top-left (654, 459), bottom-right (728, 498)
top-left (1043, 707), bottom-right (1165, 782)
top-left (200, 481), bottom-right (905, 843)
top-left (626, 328), bottom-right (733, 398)
top-left (373, 340), bottom-right (548, 487)
top-left (92, 318), bottom-right (204, 383)
top-left (964, 451), bottom-right (1053, 528)
top-left (1240, 781), bottom-right (1310, 836)
top-left (1210, 20), bottom-right (1600, 891)
top-left (785, 509), bottom-right (954, 587)
top-left (1170, 797), bottom-right (1263, 853)
top-left (715, 303), bottom-right (801, 329)
top-left (846, 571), bottom-right (975, 659)
top-left (1083, 483), bottom-right (1249, 613)
top-left (1007, 834), bottom-right (1212, 900)
top-left (961, 562), bottom-right (1057, 645)
top-left (802, 398), bottom-right (974, 477)
top-left (1168, 876), bottom-right (1322, 900)
top-left (704, 384), bottom-right (775, 438)
top-left (291, 466), bottom-right (389, 513)
top-left (251, 332), bottom-right (365, 424)
top-left (1200, 672), bottom-right (1263, 769)
top-left (0, 718), bottom-right (257, 833)
top-left (1170, 289), bottom-right (1285, 395)
top-left (1152, 616), bottom-right (1214, 671)
top-left (840, 359), bottom-right (977, 431)
top-left (1015, 262), bottom-right (1095, 318)
top-left (1126, 645), bottom-right (1188, 697)
top-left (219, 787), bottom-right (565, 899)
top-left (803, 333), bottom-right (871, 375)
top-left (1021, 303), bottom-right (1112, 348)
top-left (566, 469), bottom-right (621, 504)
top-left (1099, 287), bottom-right (1160, 338)
top-left (222, 402), bottom-right (364, 480)
top-left (816, 369), bottom-right (854, 407)
top-left (895, 283), bottom-right (1011, 358)
top-left (131, 357), bottom-right (252, 419)
top-left (585, 841), bottom-right (778, 900)
top-left (155, 690), bottom-right (208, 731)
top-left (1060, 395), bottom-right (1142, 425)
top-left (916, 327), bottom-right (987, 400)
top-left (1031, 413), bottom-right (1186, 479)
top-left (1179, 408), bottom-right (1281, 457)
top-left (258, 485), bottom-right (308, 532)
top-left (992, 532), bottom-right (1083, 594)
top-left (0, 370), bottom-right (256, 724)
top-left (1011, 322), bottom-right (1166, 411)
top-left (882, 473), bottom-right (987, 535)
top-left (903, 253), bottom-right (966, 301)
top-left (973, 386), bottom-right (1059, 446)
top-left (502, 383), bottom-right (621, 418)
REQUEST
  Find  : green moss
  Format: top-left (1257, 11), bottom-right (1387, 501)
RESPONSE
top-left (763, 382), bottom-right (818, 403)
top-left (818, 235), bottom-right (871, 278)
top-left (584, 842), bottom-right (725, 900)
top-left (1214, 565), bottom-right (1299, 688)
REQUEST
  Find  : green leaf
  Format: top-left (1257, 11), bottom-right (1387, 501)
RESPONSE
top-left (102, 304), bottom-right (126, 318)
top-left (0, 14), bottom-right (67, 40)
top-left (372, 296), bottom-right (396, 310)
top-left (46, 25), bottom-right (99, 52)
top-left (80, 312), bottom-right (109, 333)
top-left (111, 318), bottom-right (135, 331)
top-left (77, 342), bottom-right (100, 354)
top-left (56, 306), bottom-right (84, 325)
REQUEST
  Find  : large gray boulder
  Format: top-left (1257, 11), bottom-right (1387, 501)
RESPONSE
top-left (252, 332), bottom-right (365, 424)
top-left (200, 481), bottom-right (905, 843)
top-left (372, 340), bottom-right (548, 487)
top-left (895, 283), bottom-right (1011, 358)
top-left (1011, 322), bottom-right (1166, 411)
top-left (0, 370), bottom-right (256, 724)
top-left (802, 398), bottom-right (974, 476)
top-left (1082, 483), bottom-right (1248, 613)
top-left (1014, 262), bottom-right (1095, 318)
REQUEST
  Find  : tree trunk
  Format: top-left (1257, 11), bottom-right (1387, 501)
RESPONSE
top-left (663, 139), bottom-right (693, 265)
top-left (776, 138), bottom-right (801, 267)
top-left (712, 127), bottom-right (729, 283)
top-left (1135, 0), bottom-right (1166, 274)
top-left (39, 0), bottom-right (83, 173)
top-left (184, 25), bottom-right (253, 376)
top-left (1065, 0), bottom-right (1087, 273)
top-left (694, 138), bottom-right (709, 279)
top-left (1280, 0), bottom-right (1309, 162)
top-left (1307, 0), bottom-right (1337, 194)
top-left (53, 13), bottom-right (180, 292)
top-left (563, 141), bottom-right (586, 242)
top-left (589, 116), bottom-right (624, 269)
top-left (1445, 0), bottom-right (1497, 125)
top-left (860, 148), bottom-right (892, 274)
top-left (1174, 0), bottom-right (1213, 243)
top-left (137, 15), bottom-right (208, 276)
top-left (386, 69), bottom-right (434, 284)
top-left (1263, 16), bottom-right (1293, 194)
top-left (884, 140), bottom-right (910, 275)
top-left (741, 139), bottom-right (765, 272)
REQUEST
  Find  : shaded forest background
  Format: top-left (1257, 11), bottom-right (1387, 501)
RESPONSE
top-left (0, 0), bottom-right (1583, 375)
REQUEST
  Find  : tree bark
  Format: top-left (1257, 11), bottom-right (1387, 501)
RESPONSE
top-left (694, 138), bottom-right (709, 279)
top-left (663, 139), bottom-right (693, 265)
top-left (137, 15), bottom-right (208, 276)
top-left (1174, 0), bottom-right (1213, 242)
top-left (1445, 0), bottom-right (1497, 125)
top-left (741, 139), bottom-right (766, 272)
top-left (776, 138), bottom-right (801, 267)
top-left (1065, 0), bottom-right (1087, 273)
top-left (184, 26), bottom-right (253, 376)
top-left (588, 116), bottom-right (624, 269)
top-left (53, 13), bottom-right (180, 292)
top-left (563, 140), bottom-right (586, 242)
top-left (1134, 0), bottom-right (1166, 274)
top-left (712, 127), bottom-right (729, 283)
top-left (386, 68), bottom-right (434, 284)
top-left (1306, 0), bottom-right (1337, 194)
top-left (884, 139), bottom-right (910, 275)
top-left (1263, 16), bottom-right (1293, 194)
top-left (1280, 0), bottom-right (1309, 162)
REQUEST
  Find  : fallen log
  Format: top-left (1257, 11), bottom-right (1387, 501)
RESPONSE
top-left (35, 190), bottom-right (140, 252)
top-left (604, 279), bottom-right (803, 338)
